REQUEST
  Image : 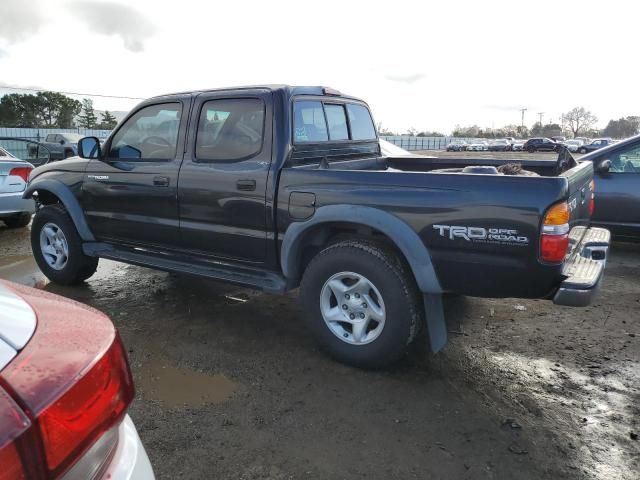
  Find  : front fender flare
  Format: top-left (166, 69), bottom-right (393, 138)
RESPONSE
top-left (280, 205), bottom-right (442, 294)
top-left (23, 178), bottom-right (95, 241)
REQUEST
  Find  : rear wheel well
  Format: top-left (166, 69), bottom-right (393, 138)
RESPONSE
top-left (295, 222), bottom-right (410, 286)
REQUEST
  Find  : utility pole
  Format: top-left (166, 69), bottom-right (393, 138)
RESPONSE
top-left (537, 112), bottom-right (545, 127)
top-left (519, 108), bottom-right (527, 128)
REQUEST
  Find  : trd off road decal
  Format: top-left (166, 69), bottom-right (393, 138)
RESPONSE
top-left (433, 225), bottom-right (529, 246)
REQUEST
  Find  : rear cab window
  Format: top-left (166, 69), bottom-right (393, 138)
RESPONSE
top-left (293, 99), bottom-right (377, 144)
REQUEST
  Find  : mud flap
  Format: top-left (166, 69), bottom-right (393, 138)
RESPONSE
top-left (423, 293), bottom-right (447, 352)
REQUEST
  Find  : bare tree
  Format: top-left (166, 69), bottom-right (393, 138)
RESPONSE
top-left (563, 107), bottom-right (598, 138)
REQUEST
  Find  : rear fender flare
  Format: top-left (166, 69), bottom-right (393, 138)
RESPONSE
top-left (280, 205), bottom-right (442, 294)
top-left (23, 178), bottom-right (95, 241)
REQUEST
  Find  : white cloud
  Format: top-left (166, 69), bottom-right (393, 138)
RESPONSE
top-left (0, 0), bottom-right (637, 133)
top-left (68, 1), bottom-right (156, 52)
top-left (0, 0), bottom-right (45, 43)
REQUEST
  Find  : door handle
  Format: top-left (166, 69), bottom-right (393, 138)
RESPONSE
top-left (236, 179), bottom-right (256, 191)
top-left (153, 176), bottom-right (170, 187)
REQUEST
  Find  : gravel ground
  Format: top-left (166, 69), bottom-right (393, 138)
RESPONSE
top-left (1, 222), bottom-right (638, 480)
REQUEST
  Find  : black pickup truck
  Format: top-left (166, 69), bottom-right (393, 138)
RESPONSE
top-left (24, 85), bottom-right (610, 368)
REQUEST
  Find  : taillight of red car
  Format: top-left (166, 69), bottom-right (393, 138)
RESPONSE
top-left (0, 282), bottom-right (134, 480)
top-left (8, 167), bottom-right (33, 183)
top-left (540, 201), bottom-right (570, 263)
top-left (589, 179), bottom-right (595, 217)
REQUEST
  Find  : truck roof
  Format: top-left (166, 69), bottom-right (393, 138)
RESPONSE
top-left (148, 85), bottom-right (365, 103)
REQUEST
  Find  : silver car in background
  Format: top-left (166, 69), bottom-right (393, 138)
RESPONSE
top-left (564, 139), bottom-right (584, 153)
top-left (0, 139), bottom-right (51, 228)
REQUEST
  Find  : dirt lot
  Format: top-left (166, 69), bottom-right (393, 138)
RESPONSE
top-left (1, 223), bottom-right (638, 480)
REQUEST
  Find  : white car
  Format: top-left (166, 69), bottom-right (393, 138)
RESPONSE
top-left (0, 280), bottom-right (155, 480)
top-left (466, 140), bottom-right (489, 151)
top-left (379, 138), bottom-right (412, 156)
top-left (564, 139), bottom-right (584, 153)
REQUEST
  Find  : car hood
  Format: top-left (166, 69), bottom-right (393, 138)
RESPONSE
top-left (29, 156), bottom-right (90, 181)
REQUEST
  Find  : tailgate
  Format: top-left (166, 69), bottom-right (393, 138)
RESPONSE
top-left (562, 160), bottom-right (594, 227)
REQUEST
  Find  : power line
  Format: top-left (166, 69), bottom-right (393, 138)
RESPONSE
top-left (0, 84), bottom-right (144, 100)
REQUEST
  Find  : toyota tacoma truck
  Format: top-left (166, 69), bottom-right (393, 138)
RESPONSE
top-left (23, 85), bottom-right (610, 368)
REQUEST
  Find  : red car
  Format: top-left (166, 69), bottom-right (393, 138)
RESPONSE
top-left (0, 280), bottom-right (154, 480)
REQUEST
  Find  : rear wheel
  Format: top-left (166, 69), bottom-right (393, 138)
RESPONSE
top-left (3, 213), bottom-right (31, 228)
top-left (299, 239), bottom-right (423, 369)
top-left (579, 147), bottom-right (587, 154)
top-left (527, 146), bottom-right (535, 153)
top-left (31, 204), bottom-right (98, 284)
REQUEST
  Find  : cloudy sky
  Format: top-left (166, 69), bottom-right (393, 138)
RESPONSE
top-left (0, 0), bottom-right (636, 133)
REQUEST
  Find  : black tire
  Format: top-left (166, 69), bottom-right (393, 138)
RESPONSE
top-left (3, 213), bottom-right (31, 228)
top-left (579, 147), bottom-right (587, 154)
top-left (299, 239), bottom-right (423, 369)
top-left (527, 146), bottom-right (535, 153)
top-left (64, 149), bottom-right (75, 158)
top-left (31, 204), bottom-right (98, 285)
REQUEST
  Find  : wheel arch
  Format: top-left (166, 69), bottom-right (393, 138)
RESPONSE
top-left (23, 178), bottom-right (95, 241)
top-left (281, 205), bottom-right (442, 294)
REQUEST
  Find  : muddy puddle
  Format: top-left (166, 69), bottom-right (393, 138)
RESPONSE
top-left (0, 254), bottom-right (46, 286)
top-left (139, 359), bottom-right (239, 408)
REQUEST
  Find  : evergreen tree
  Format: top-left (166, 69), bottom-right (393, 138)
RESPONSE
top-left (99, 110), bottom-right (118, 129)
top-left (77, 99), bottom-right (98, 128)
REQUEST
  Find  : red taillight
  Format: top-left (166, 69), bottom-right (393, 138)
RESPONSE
top-left (589, 179), bottom-right (595, 216)
top-left (8, 167), bottom-right (33, 183)
top-left (39, 335), bottom-right (134, 477)
top-left (0, 388), bottom-right (31, 480)
top-left (541, 201), bottom-right (570, 263)
top-left (540, 233), bottom-right (570, 263)
top-left (0, 444), bottom-right (26, 480)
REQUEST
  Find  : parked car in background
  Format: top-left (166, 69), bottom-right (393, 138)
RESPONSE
top-left (551, 136), bottom-right (567, 143)
top-left (0, 280), bottom-right (155, 479)
top-left (564, 139), bottom-right (584, 152)
top-left (578, 138), bottom-right (615, 154)
top-left (1, 137), bottom-right (55, 166)
top-left (446, 139), bottom-right (468, 151)
top-left (575, 137), bottom-right (590, 145)
top-left (523, 137), bottom-right (562, 153)
top-left (511, 140), bottom-right (525, 151)
top-left (40, 132), bottom-right (83, 158)
top-left (0, 144), bottom-right (37, 228)
top-left (488, 139), bottom-right (511, 151)
top-left (466, 139), bottom-right (489, 151)
top-left (581, 134), bottom-right (640, 240)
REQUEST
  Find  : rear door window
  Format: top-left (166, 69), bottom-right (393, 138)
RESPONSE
top-left (294, 101), bottom-right (328, 142)
top-left (196, 98), bottom-right (265, 161)
top-left (346, 104), bottom-right (376, 140)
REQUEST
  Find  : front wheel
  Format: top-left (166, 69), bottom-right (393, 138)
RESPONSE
top-left (31, 204), bottom-right (98, 284)
top-left (527, 146), bottom-right (535, 153)
top-left (579, 147), bottom-right (587, 154)
top-left (299, 240), bottom-right (423, 369)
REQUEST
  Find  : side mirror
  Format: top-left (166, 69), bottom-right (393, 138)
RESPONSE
top-left (596, 159), bottom-right (611, 174)
top-left (77, 136), bottom-right (102, 159)
top-left (59, 139), bottom-right (65, 145)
